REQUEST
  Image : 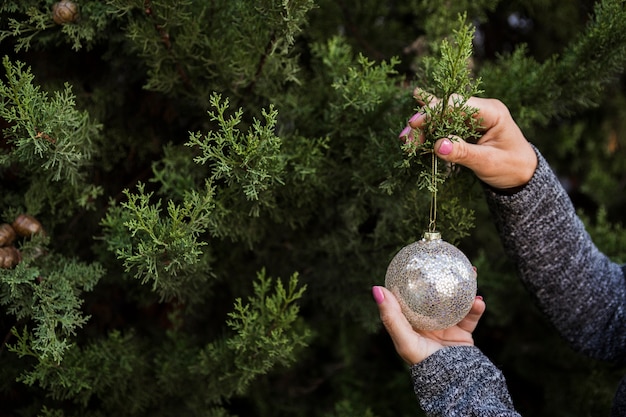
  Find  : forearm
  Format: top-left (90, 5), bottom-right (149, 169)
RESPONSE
top-left (484, 146), bottom-right (626, 362)
top-left (411, 346), bottom-right (521, 417)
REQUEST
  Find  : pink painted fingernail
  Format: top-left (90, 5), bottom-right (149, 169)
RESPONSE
top-left (372, 286), bottom-right (385, 304)
top-left (399, 125), bottom-right (412, 139)
top-left (475, 295), bottom-right (483, 301)
top-left (438, 138), bottom-right (453, 155)
top-left (409, 111), bottom-right (425, 124)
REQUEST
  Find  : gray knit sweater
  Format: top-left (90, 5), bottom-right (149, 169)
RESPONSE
top-left (410, 147), bottom-right (626, 416)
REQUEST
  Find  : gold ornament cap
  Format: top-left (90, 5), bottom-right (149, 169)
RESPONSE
top-left (422, 231), bottom-right (441, 241)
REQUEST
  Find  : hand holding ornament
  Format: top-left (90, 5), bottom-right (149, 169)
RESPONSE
top-left (372, 285), bottom-right (485, 365)
top-left (378, 88), bottom-right (493, 352)
top-left (376, 91), bottom-right (524, 365)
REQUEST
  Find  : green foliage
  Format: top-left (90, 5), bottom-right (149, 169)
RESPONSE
top-left (0, 56), bottom-right (103, 218)
top-left (1, 255), bottom-right (104, 364)
top-left (328, 50), bottom-right (401, 116)
top-left (0, 1), bottom-right (117, 51)
top-left (402, 16), bottom-right (482, 235)
top-left (194, 269), bottom-right (310, 403)
top-left (101, 182), bottom-right (214, 302)
top-left (2, 271), bottom-right (308, 417)
top-left (409, 16), bottom-right (482, 154)
top-left (408, 0), bottom-right (500, 42)
top-left (105, 0), bottom-right (317, 104)
top-left (480, 0), bottom-right (626, 129)
top-left (187, 93), bottom-right (286, 217)
top-left (323, 399), bottom-right (378, 417)
top-left (580, 207), bottom-right (626, 264)
top-left (1, 0), bottom-right (626, 416)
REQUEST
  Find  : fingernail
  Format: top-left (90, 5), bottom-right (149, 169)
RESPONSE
top-left (438, 138), bottom-right (453, 155)
top-left (409, 111), bottom-right (424, 124)
top-left (372, 286), bottom-right (385, 304)
top-left (399, 125), bottom-right (412, 139)
top-left (475, 295), bottom-right (483, 301)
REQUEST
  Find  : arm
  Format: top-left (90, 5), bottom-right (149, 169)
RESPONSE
top-left (485, 147), bottom-right (626, 363)
top-left (373, 286), bottom-right (521, 416)
top-left (406, 93), bottom-right (626, 363)
top-left (411, 346), bottom-right (521, 417)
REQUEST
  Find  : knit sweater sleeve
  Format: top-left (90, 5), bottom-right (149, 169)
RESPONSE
top-left (484, 146), bottom-right (626, 363)
top-left (410, 346), bottom-right (521, 417)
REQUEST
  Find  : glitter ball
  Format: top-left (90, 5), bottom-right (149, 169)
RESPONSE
top-left (384, 232), bottom-right (476, 331)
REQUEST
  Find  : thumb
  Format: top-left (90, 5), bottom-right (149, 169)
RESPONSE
top-left (372, 286), bottom-right (425, 364)
top-left (456, 296), bottom-right (486, 334)
top-left (434, 137), bottom-right (486, 172)
top-left (373, 286), bottom-right (412, 334)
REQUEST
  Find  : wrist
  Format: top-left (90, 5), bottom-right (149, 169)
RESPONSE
top-left (485, 183), bottom-right (527, 196)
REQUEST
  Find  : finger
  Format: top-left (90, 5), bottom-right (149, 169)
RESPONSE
top-left (410, 91), bottom-right (480, 131)
top-left (411, 88), bottom-right (459, 118)
top-left (413, 87), bottom-right (438, 107)
top-left (398, 125), bottom-right (415, 142)
top-left (414, 87), bottom-right (480, 110)
top-left (374, 286), bottom-right (415, 340)
top-left (434, 136), bottom-right (497, 172)
top-left (399, 125), bottom-right (426, 146)
top-left (434, 133), bottom-right (536, 189)
top-left (456, 296), bottom-right (486, 333)
top-left (465, 96), bottom-right (508, 130)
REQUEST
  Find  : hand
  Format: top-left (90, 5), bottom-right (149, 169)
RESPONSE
top-left (404, 90), bottom-right (538, 190)
top-left (372, 285), bottom-right (486, 365)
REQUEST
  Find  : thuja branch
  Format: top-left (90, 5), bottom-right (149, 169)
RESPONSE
top-left (192, 269), bottom-right (311, 402)
top-left (143, 0), bottom-right (192, 90)
top-left (413, 15), bottom-right (483, 151)
top-left (399, 15), bottom-right (482, 234)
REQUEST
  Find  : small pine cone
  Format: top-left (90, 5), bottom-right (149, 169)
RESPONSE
top-left (0, 223), bottom-right (16, 246)
top-left (52, 1), bottom-right (79, 25)
top-left (12, 214), bottom-right (44, 237)
top-left (0, 246), bottom-right (21, 269)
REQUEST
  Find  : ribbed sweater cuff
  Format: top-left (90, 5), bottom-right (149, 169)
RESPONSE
top-left (410, 346), bottom-right (519, 416)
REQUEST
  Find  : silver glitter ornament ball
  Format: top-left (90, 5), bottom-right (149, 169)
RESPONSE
top-left (385, 232), bottom-right (476, 331)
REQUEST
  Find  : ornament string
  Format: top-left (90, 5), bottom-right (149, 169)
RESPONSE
top-left (428, 151), bottom-right (437, 233)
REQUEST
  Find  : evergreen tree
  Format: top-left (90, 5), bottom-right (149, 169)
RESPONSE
top-left (0, 1), bottom-right (625, 416)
